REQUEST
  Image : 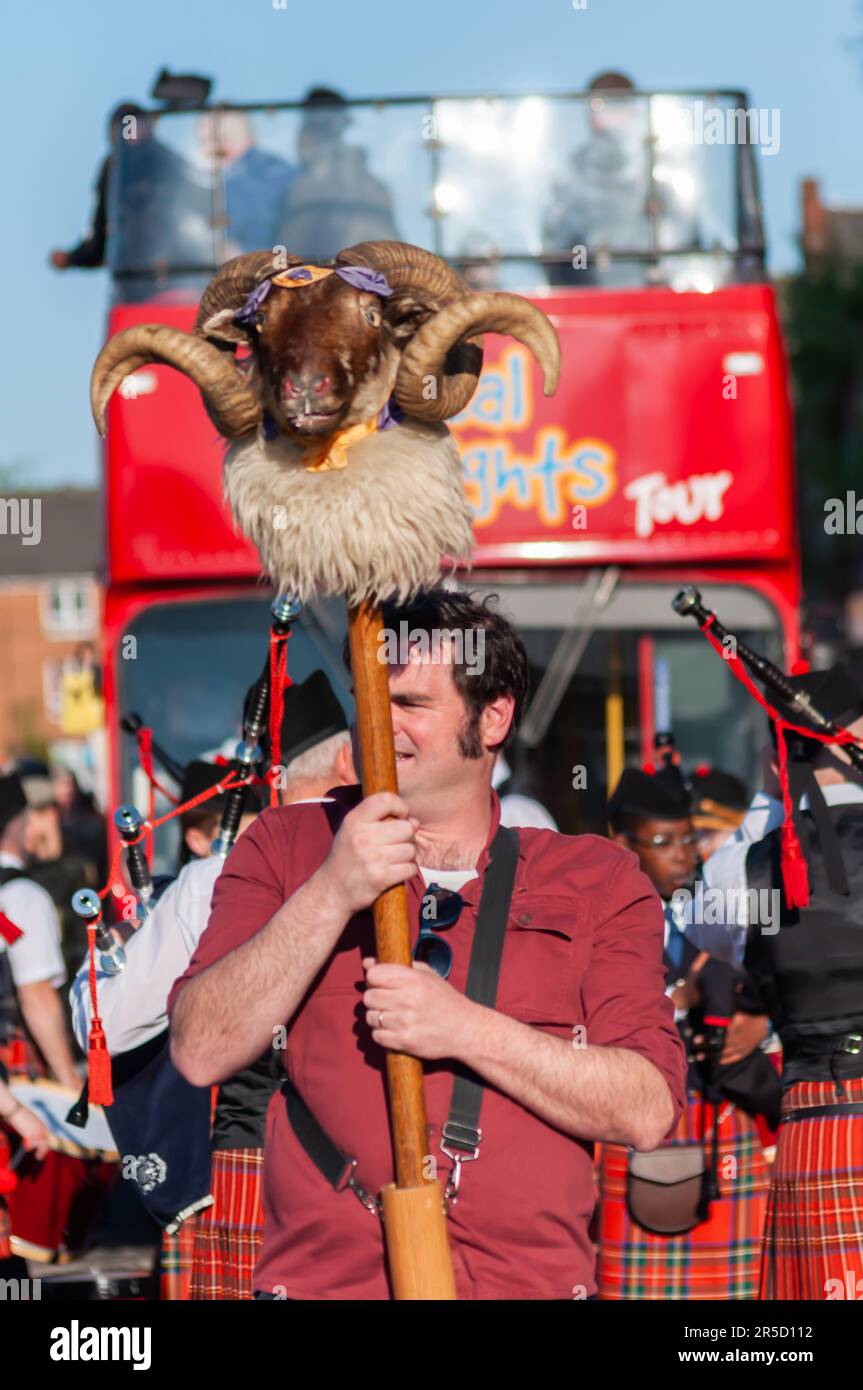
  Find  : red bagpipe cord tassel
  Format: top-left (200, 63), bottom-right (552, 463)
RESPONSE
top-left (775, 724), bottom-right (810, 909)
top-left (268, 629), bottom-right (292, 808)
top-left (696, 618), bottom-right (863, 911)
top-left (81, 767), bottom-right (252, 1105)
top-left (86, 920), bottom-right (114, 1106)
top-left (0, 911), bottom-right (23, 946)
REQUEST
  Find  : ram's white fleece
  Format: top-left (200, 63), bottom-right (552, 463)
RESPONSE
top-left (223, 418), bottom-right (475, 605)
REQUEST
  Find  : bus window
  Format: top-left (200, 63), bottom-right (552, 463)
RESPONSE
top-left (435, 93), bottom-right (757, 290)
top-left (107, 102), bottom-right (438, 301)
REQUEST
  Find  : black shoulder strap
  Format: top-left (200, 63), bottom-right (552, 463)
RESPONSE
top-left (442, 827), bottom-right (519, 1177)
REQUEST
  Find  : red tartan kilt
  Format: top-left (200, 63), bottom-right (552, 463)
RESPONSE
top-left (191, 1147), bottom-right (264, 1300)
top-left (161, 1217), bottom-right (200, 1301)
top-left (596, 1096), bottom-right (770, 1300)
top-left (761, 1076), bottom-right (863, 1300)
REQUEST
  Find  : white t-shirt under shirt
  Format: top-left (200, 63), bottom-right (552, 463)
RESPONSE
top-left (0, 852), bottom-right (66, 988)
top-left (419, 866), bottom-right (478, 893)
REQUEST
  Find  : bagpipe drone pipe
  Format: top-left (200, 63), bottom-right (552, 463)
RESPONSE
top-left (65, 597), bottom-right (301, 1230)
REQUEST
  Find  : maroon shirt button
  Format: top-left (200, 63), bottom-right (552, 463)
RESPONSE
top-left (518, 912), bottom-right (532, 926)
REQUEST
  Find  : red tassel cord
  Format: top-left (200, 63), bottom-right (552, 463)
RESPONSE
top-left (84, 766), bottom-right (255, 1103)
top-left (0, 912), bottom-right (23, 946)
top-left (134, 726), bottom-right (181, 869)
top-left (85, 916), bottom-right (114, 1107)
top-left (700, 616), bottom-right (861, 910)
top-left (268, 629), bottom-right (292, 808)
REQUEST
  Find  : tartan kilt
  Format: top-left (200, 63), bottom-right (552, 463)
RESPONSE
top-left (160, 1217), bottom-right (199, 1301)
top-left (596, 1095), bottom-right (770, 1300)
top-left (761, 1075), bottom-right (863, 1300)
top-left (191, 1147), bottom-right (264, 1300)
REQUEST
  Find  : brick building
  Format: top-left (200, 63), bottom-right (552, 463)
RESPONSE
top-left (801, 178), bottom-right (863, 272)
top-left (0, 489), bottom-right (104, 781)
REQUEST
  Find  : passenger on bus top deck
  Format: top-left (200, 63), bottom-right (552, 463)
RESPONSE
top-left (542, 71), bottom-right (646, 287)
top-left (276, 87), bottom-right (399, 262)
top-left (50, 102), bottom-right (148, 271)
top-left (196, 111), bottom-right (296, 257)
top-left (51, 100), bottom-right (209, 289)
top-left (543, 70), bottom-right (700, 287)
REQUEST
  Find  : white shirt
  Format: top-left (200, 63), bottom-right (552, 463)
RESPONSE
top-left (0, 852), bottom-right (66, 988)
top-left (419, 866), bottom-right (478, 892)
top-left (70, 855), bottom-right (222, 1055)
top-left (492, 757), bottom-right (558, 832)
top-left (69, 797), bottom-right (336, 1056)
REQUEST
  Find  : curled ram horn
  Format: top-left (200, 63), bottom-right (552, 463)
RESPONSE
top-left (395, 291), bottom-right (560, 422)
top-left (89, 251), bottom-right (290, 439)
top-left (337, 241), bottom-right (561, 420)
top-left (89, 323), bottom-right (262, 439)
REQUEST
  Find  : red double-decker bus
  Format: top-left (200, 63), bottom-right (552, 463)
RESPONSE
top-left (98, 89), bottom-right (798, 860)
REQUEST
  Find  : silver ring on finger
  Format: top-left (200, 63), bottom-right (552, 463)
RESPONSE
top-left (377, 1011), bottom-right (385, 1030)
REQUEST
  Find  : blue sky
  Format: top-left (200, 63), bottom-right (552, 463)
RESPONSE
top-left (4, 0), bottom-right (862, 487)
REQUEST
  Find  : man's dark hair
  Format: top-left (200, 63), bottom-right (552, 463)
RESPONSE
top-left (343, 588), bottom-right (529, 756)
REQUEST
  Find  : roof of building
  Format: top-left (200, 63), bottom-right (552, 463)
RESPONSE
top-left (0, 489), bottom-right (103, 579)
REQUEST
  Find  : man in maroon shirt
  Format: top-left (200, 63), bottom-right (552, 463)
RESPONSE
top-left (169, 589), bottom-right (686, 1300)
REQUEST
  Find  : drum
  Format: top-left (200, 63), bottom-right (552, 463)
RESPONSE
top-left (37, 1247), bottom-right (159, 1300)
top-left (4, 1080), bottom-right (119, 1263)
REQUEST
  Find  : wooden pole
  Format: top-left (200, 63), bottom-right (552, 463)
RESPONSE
top-left (347, 599), bottom-right (457, 1300)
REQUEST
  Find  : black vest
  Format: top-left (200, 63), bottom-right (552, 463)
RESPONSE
top-left (212, 1048), bottom-right (281, 1152)
top-left (745, 802), bottom-right (863, 1084)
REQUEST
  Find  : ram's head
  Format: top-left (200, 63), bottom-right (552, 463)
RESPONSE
top-left (90, 242), bottom-right (560, 442)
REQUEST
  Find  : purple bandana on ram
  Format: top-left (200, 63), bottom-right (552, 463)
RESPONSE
top-left (331, 266), bottom-right (393, 297)
top-left (234, 265), bottom-right (393, 329)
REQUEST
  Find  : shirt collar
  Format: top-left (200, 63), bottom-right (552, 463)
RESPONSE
top-left (0, 852), bottom-right (24, 870)
top-left (800, 782), bottom-right (863, 811)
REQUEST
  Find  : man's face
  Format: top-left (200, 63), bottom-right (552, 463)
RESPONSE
top-left (0, 808), bottom-right (31, 859)
top-left (620, 815), bottom-right (697, 901)
top-left (361, 653), bottom-right (512, 819)
top-left (24, 805), bottom-right (62, 861)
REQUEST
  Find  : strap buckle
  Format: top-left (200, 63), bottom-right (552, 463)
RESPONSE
top-left (335, 1156), bottom-right (380, 1216)
top-left (440, 1121), bottom-right (482, 1205)
top-left (840, 1033), bottom-right (863, 1057)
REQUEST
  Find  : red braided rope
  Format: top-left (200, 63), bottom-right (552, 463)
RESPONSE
top-left (135, 726), bottom-right (181, 805)
top-left (701, 616), bottom-right (863, 908)
top-left (268, 630), bottom-right (292, 808)
top-left (83, 768), bottom-right (257, 1105)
